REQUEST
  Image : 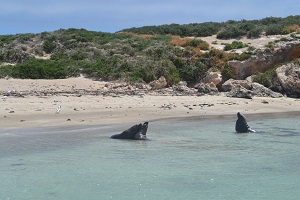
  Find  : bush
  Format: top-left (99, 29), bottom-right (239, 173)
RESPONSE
top-left (221, 63), bottom-right (235, 82)
top-left (224, 41), bottom-right (247, 51)
top-left (127, 66), bottom-right (156, 83)
top-left (265, 25), bottom-right (283, 35)
top-left (0, 65), bottom-right (14, 78)
top-left (265, 42), bottom-right (275, 51)
top-left (217, 26), bottom-right (246, 39)
top-left (234, 52), bottom-right (252, 61)
top-left (43, 40), bottom-right (57, 53)
top-left (252, 66), bottom-right (279, 87)
top-left (156, 60), bottom-right (180, 85)
top-left (282, 24), bottom-right (299, 34)
top-left (9, 59), bottom-right (76, 79)
top-left (71, 51), bottom-right (88, 61)
top-left (247, 27), bottom-right (262, 38)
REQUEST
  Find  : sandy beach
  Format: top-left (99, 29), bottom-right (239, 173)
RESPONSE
top-left (1, 77), bottom-right (300, 130)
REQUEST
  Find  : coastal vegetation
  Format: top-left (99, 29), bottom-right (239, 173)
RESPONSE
top-left (122, 15), bottom-right (300, 38)
top-left (0, 15), bottom-right (300, 87)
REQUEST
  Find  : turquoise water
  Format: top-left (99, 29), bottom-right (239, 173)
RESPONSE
top-left (0, 114), bottom-right (300, 200)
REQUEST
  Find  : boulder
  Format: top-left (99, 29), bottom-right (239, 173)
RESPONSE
top-left (150, 76), bottom-right (167, 89)
top-left (225, 84), bottom-right (253, 99)
top-left (204, 71), bottom-right (222, 86)
top-left (276, 61), bottom-right (300, 97)
top-left (222, 79), bottom-right (252, 92)
top-left (196, 82), bottom-right (219, 95)
top-left (222, 78), bottom-right (282, 98)
top-left (252, 82), bottom-right (283, 98)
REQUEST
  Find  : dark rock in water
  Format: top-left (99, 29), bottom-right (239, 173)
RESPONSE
top-left (235, 112), bottom-right (256, 133)
top-left (111, 122), bottom-right (149, 140)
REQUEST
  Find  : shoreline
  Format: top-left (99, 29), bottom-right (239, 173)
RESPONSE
top-left (1, 77), bottom-right (300, 131)
top-left (1, 94), bottom-right (300, 131)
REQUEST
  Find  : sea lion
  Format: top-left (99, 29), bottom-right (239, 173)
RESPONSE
top-left (111, 122), bottom-right (149, 140)
top-left (133, 122), bottom-right (148, 140)
top-left (235, 112), bottom-right (256, 133)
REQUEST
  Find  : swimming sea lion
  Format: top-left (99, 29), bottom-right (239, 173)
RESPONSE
top-left (111, 122), bottom-right (149, 140)
top-left (133, 122), bottom-right (148, 140)
top-left (235, 112), bottom-right (256, 133)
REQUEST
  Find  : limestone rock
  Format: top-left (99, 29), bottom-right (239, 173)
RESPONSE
top-left (150, 76), bottom-right (167, 89)
top-left (196, 82), bottom-right (219, 95)
top-left (276, 60), bottom-right (300, 97)
top-left (204, 71), bottom-right (222, 86)
top-left (225, 84), bottom-right (253, 99)
top-left (228, 41), bottom-right (300, 79)
top-left (252, 82), bottom-right (283, 98)
top-left (222, 78), bottom-right (282, 98)
top-left (222, 79), bottom-right (252, 92)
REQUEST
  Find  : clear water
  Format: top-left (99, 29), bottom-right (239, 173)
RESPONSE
top-left (0, 114), bottom-right (300, 200)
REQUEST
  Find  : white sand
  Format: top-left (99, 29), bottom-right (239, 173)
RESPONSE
top-left (1, 77), bottom-right (300, 130)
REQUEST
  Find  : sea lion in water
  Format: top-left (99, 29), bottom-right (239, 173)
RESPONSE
top-left (133, 122), bottom-right (148, 140)
top-left (111, 122), bottom-right (149, 140)
top-left (235, 112), bottom-right (256, 133)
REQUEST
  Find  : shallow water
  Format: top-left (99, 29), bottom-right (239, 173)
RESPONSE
top-left (0, 114), bottom-right (300, 200)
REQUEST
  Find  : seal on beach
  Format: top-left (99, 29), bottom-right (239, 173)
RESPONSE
top-left (111, 122), bottom-right (149, 140)
top-left (235, 112), bottom-right (256, 133)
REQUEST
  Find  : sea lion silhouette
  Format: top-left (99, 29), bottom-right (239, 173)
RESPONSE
top-left (111, 122), bottom-right (149, 140)
top-left (235, 112), bottom-right (256, 133)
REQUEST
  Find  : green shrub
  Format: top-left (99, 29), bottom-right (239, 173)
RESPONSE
top-left (185, 39), bottom-right (209, 50)
top-left (156, 60), bottom-right (180, 85)
top-left (50, 50), bottom-right (69, 60)
top-left (217, 26), bottom-right (246, 39)
top-left (247, 27), bottom-right (262, 38)
top-left (9, 59), bottom-right (77, 79)
top-left (0, 65), bottom-right (14, 78)
top-left (127, 66), bottom-right (156, 83)
top-left (224, 41), bottom-right (247, 51)
top-left (235, 52), bottom-right (252, 61)
top-left (82, 58), bottom-right (129, 81)
top-left (265, 25), bottom-right (283, 35)
top-left (43, 40), bottom-right (57, 53)
top-left (290, 33), bottom-right (297, 39)
top-left (265, 42), bottom-right (275, 51)
top-left (221, 63), bottom-right (235, 82)
top-left (252, 66), bottom-right (279, 87)
top-left (71, 51), bottom-right (88, 61)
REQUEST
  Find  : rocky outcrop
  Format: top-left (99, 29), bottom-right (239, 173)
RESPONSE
top-left (195, 82), bottom-right (219, 95)
top-left (222, 79), bottom-right (282, 98)
top-left (222, 79), bottom-right (252, 92)
top-left (251, 82), bottom-right (283, 98)
top-left (224, 83), bottom-right (253, 99)
top-left (228, 41), bottom-right (300, 80)
top-left (276, 60), bottom-right (300, 97)
top-left (203, 71), bottom-right (222, 86)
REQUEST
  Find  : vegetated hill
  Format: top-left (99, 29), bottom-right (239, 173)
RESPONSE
top-left (0, 15), bottom-right (300, 88)
top-left (121, 15), bottom-right (300, 39)
top-left (0, 28), bottom-right (249, 85)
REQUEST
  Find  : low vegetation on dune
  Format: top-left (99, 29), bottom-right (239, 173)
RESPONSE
top-left (0, 15), bottom-right (300, 88)
top-left (122, 15), bottom-right (300, 39)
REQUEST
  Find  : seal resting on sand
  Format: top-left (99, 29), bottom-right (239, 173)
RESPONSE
top-left (111, 122), bottom-right (149, 140)
top-left (235, 112), bottom-right (256, 133)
